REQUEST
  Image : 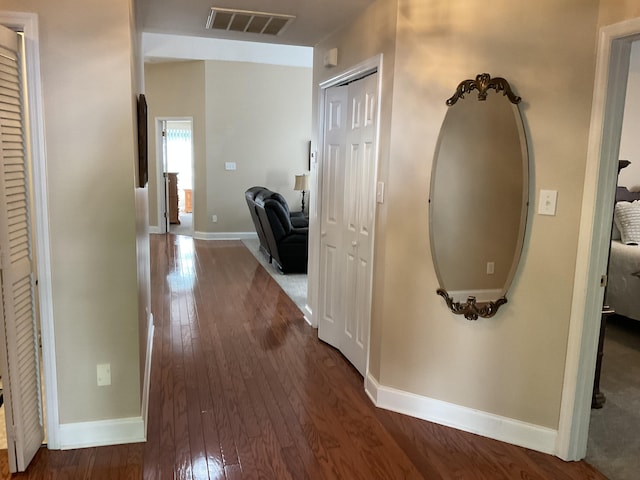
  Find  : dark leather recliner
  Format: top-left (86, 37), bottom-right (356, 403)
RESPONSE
top-left (245, 187), bottom-right (271, 257)
top-left (245, 187), bottom-right (308, 273)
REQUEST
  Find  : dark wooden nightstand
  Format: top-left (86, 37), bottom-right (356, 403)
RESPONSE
top-left (592, 306), bottom-right (615, 408)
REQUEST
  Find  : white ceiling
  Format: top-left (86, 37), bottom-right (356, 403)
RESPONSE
top-left (136, 0), bottom-right (374, 47)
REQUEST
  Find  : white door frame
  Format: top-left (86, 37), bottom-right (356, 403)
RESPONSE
top-left (557, 18), bottom-right (640, 461)
top-left (0, 11), bottom-right (59, 449)
top-left (309, 54), bottom-right (383, 377)
top-left (154, 116), bottom-right (194, 234)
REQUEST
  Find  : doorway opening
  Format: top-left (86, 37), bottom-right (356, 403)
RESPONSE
top-left (558, 17), bottom-right (640, 464)
top-left (159, 119), bottom-right (194, 236)
top-left (584, 38), bottom-right (640, 480)
top-left (0, 17), bottom-right (53, 473)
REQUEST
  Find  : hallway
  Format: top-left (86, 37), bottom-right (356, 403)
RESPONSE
top-left (143, 235), bottom-right (423, 479)
top-left (0, 235), bottom-right (605, 478)
top-left (140, 235), bottom-right (607, 479)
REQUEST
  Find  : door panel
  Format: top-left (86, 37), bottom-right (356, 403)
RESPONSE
top-left (325, 144), bottom-right (342, 224)
top-left (0, 24), bottom-right (45, 473)
top-left (320, 244), bottom-right (339, 326)
top-left (346, 143), bottom-right (359, 233)
top-left (318, 86), bottom-right (348, 347)
top-left (340, 74), bottom-right (377, 375)
top-left (344, 250), bottom-right (357, 340)
top-left (318, 73), bottom-right (378, 376)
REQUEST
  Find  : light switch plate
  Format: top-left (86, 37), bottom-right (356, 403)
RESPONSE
top-left (324, 48), bottom-right (338, 67)
top-left (225, 162), bottom-right (236, 171)
top-left (538, 189), bottom-right (558, 216)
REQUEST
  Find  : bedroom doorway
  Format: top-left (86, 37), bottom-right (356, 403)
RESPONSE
top-left (558, 16), bottom-right (640, 466)
top-left (158, 119), bottom-right (194, 236)
top-left (584, 38), bottom-right (640, 480)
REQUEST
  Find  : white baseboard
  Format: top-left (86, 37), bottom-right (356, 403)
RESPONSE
top-left (58, 416), bottom-right (145, 450)
top-left (58, 312), bottom-right (152, 450)
top-left (147, 229), bottom-right (259, 241)
top-left (193, 231), bottom-right (258, 241)
top-left (365, 374), bottom-right (557, 455)
top-left (141, 312), bottom-right (154, 438)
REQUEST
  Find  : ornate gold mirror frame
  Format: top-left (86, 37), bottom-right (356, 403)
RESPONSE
top-left (436, 289), bottom-right (507, 321)
top-left (445, 73), bottom-right (521, 106)
top-left (430, 73), bottom-right (528, 321)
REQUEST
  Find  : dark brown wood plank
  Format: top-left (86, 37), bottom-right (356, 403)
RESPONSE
top-left (89, 444), bottom-right (115, 480)
top-left (4, 235), bottom-right (607, 479)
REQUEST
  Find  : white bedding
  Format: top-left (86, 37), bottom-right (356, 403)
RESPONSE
top-left (605, 240), bottom-right (640, 321)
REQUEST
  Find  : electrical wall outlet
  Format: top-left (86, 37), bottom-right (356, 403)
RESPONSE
top-left (486, 262), bottom-right (495, 275)
top-left (97, 363), bottom-right (111, 386)
top-left (212, 215), bottom-right (218, 223)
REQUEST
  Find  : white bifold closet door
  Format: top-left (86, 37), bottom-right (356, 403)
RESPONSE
top-left (0, 24), bottom-right (45, 473)
top-left (318, 72), bottom-right (378, 376)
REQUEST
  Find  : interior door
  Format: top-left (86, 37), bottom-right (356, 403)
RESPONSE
top-left (0, 24), bottom-right (45, 473)
top-left (318, 73), bottom-right (379, 376)
top-left (318, 85), bottom-right (348, 348)
top-left (340, 73), bottom-right (377, 375)
top-left (161, 121), bottom-right (169, 233)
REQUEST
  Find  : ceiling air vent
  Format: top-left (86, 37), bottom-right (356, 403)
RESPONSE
top-left (206, 7), bottom-right (295, 36)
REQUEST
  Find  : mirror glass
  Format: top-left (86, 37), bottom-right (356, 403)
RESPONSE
top-left (429, 74), bottom-right (528, 319)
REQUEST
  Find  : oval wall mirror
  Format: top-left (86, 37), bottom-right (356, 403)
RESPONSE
top-left (429, 73), bottom-right (529, 320)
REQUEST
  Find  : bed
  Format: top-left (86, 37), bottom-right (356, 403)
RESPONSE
top-left (605, 186), bottom-right (640, 322)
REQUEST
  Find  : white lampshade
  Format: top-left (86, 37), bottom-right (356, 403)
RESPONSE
top-left (294, 174), bottom-right (309, 191)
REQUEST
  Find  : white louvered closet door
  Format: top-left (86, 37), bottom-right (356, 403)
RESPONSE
top-left (0, 24), bottom-right (44, 473)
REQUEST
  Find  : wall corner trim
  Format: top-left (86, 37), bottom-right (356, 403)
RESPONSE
top-left (365, 374), bottom-right (557, 455)
top-left (58, 417), bottom-right (145, 450)
top-left (141, 313), bottom-right (155, 438)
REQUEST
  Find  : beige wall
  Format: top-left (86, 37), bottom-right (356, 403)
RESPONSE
top-left (144, 61), bottom-right (206, 229)
top-left (598, 1), bottom-right (640, 27)
top-left (315, 0), bottom-right (602, 430)
top-left (144, 60), bottom-right (312, 234)
top-left (619, 40), bottom-right (640, 189)
top-left (130, 0), bottom-right (151, 395)
top-left (204, 61), bottom-right (312, 233)
top-left (2, 0), bottom-right (142, 423)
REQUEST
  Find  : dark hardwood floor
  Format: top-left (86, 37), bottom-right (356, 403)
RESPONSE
top-left (1, 235), bottom-right (606, 479)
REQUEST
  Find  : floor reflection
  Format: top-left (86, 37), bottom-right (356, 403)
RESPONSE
top-left (166, 235), bottom-right (196, 292)
top-left (141, 234), bottom-right (603, 479)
